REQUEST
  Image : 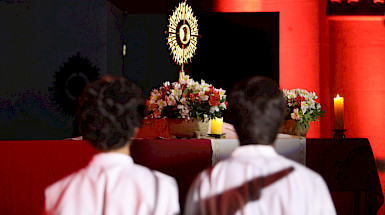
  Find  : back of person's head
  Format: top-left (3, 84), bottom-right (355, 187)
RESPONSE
top-left (77, 75), bottom-right (146, 150)
top-left (228, 76), bottom-right (285, 145)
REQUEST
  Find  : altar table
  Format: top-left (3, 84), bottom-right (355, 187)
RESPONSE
top-left (0, 138), bottom-right (382, 215)
top-left (306, 138), bottom-right (383, 214)
top-left (137, 119), bottom-right (307, 165)
top-left (131, 134), bottom-right (305, 211)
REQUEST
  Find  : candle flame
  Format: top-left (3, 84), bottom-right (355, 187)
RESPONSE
top-left (336, 94), bottom-right (340, 98)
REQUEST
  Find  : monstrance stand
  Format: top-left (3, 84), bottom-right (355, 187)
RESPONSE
top-left (166, 0), bottom-right (199, 81)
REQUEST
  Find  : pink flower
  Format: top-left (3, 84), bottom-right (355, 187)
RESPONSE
top-left (291, 108), bottom-right (301, 120)
top-left (166, 96), bottom-right (176, 106)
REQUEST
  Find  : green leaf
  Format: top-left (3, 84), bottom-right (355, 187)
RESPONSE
top-left (183, 88), bottom-right (189, 96)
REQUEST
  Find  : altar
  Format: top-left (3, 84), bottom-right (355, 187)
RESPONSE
top-left (136, 119), bottom-right (306, 165)
top-left (120, 137), bottom-right (385, 214)
top-left (0, 136), bottom-right (382, 214)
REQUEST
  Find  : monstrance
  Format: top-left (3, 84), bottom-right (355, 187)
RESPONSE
top-left (166, 0), bottom-right (199, 80)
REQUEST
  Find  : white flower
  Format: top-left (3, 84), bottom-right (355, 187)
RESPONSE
top-left (172, 83), bottom-right (181, 90)
top-left (157, 100), bottom-right (167, 108)
top-left (218, 88), bottom-right (226, 100)
top-left (312, 91), bottom-right (318, 99)
top-left (287, 91), bottom-right (296, 99)
top-left (210, 106), bottom-right (219, 113)
top-left (163, 81), bottom-right (170, 88)
top-left (180, 75), bottom-right (195, 85)
top-left (199, 92), bottom-right (209, 101)
top-left (179, 107), bottom-right (189, 118)
top-left (218, 88), bottom-right (226, 95)
top-left (301, 101), bottom-right (308, 114)
top-left (308, 99), bottom-right (316, 109)
top-left (298, 89), bottom-right (309, 96)
top-left (180, 97), bottom-right (187, 105)
top-left (200, 80), bottom-right (210, 90)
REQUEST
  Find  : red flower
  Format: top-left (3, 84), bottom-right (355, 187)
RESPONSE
top-left (181, 84), bottom-right (187, 92)
top-left (164, 84), bottom-right (170, 92)
top-left (294, 96), bottom-right (305, 104)
top-left (149, 103), bottom-right (158, 110)
top-left (209, 92), bottom-right (221, 106)
top-left (207, 86), bottom-right (215, 94)
top-left (209, 100), bottom-right (220, 107)
top-left (189, 93), bottom-right (196, 102)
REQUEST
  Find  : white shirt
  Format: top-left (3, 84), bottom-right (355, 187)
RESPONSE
top-left (44, 153), bottom-right (180, 215)
top-left (185, 145), bottom-right (336, 215)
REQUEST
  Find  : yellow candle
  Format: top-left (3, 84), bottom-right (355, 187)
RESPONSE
top-left (211, 117), bottom-right (223, 135)
top-left (333, 94), bottom-right (344, 130)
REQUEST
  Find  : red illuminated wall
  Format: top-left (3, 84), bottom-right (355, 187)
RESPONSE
top-left (216, 2), bottom-right (385, 213)
top-left (214, 0), bottom-right (385, 161)
top-left (214, 0), bottom-right (322, 137)
top-left (320, 1), bottom-right (385, 161)
top-left (328, 16), bottom-right (385, 157)
top-left (215, 0), bottom-right (385, 214)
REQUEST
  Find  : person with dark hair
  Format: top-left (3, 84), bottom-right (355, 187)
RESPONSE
top-left (184, 76), bottom-right (335, 215)
top-left (44, 75), bottom-right (180, 215)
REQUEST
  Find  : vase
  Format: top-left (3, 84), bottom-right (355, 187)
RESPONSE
top-left (279, 119), bottom-right (310, 137)
top-left (167, 118), bottom-right (209, 139)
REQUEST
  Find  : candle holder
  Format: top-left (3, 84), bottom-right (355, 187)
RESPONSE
top-left (333, 129), bottom-right (346, 139)
top-left (207, 133), bottom-right (226, 139)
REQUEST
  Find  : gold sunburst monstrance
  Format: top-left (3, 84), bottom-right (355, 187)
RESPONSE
top-left (166, 1), bottom-right (199, 78)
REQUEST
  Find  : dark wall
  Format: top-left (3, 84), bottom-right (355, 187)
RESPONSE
top-left (189, 12), bottom-right (279, 93)
top-left (0, 0), bottom-right (123, 140)
top-left (123, 12), bottom-right (279, 95)
top-left (122, 14), bottom-right (179, 97)
top-left (0, 0), bottom-right (279, 140)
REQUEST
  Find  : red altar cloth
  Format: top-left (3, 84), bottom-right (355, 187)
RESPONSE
top-left (0, 136), bottom-right (382, 214)
top-left (307, 138), bottom-right (384, 214)
top-left (0, 140), bottom-right (97, 215)
top-left (131, 139), bottom-right (212, 209)
top-left (136, 118), bottom-right (172, 139)
top-left (0, 139), bottom-right (211, 215)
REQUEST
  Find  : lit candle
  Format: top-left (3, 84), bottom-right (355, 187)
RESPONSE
top-left (211, 117), bottom-right (223, 135)
top-left (333, 94), bottom-right (344, 130)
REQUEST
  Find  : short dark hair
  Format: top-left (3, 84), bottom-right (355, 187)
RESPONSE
top-left (227, 76), bottom-right (285, 145)
top-left (77, 75), bottom-right (146, 150)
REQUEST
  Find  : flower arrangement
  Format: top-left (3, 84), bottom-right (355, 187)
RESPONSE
top-left (282, 89), bottom-right (325, 126)
top-left (147, 74), bottom-right (227, 121)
